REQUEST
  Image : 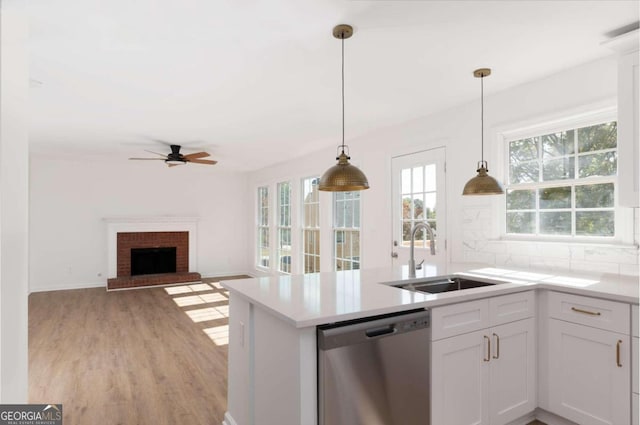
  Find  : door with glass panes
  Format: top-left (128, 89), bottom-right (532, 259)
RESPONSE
top-left (391, 147), bottom-right (447, 270)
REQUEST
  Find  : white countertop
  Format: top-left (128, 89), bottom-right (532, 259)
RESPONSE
top-left (221, 263), bottom-right (639, 328)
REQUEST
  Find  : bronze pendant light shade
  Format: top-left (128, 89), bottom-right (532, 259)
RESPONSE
top-left (462, 68), bottom-right (504, 196)
top-left (319, 25), bottom-right (370, 192)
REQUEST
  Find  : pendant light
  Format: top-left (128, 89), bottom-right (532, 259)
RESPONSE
top-left (462, 68), bottom-right (504, 196)
top-left (319, 25), bottom-right (370, 192)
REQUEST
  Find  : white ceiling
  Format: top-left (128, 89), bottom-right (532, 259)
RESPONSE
top-left (26, 0), bottom-right (638, 170)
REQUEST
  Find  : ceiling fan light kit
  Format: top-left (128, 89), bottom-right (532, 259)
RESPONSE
top-left (319, 24), bottom-right (370, 192)
top-left (129, 144), bottom-right (217, 167)
top-left (462, 68), bottom-right (504, 196)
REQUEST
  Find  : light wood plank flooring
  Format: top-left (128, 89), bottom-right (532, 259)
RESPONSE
top-left (29, 277), bottom-right (247, 425)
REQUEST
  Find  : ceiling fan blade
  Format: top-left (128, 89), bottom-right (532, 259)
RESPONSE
top-left (183, 151), bottom-right (210, 160)
top-left (144, 150), bottom-right (167, 157)
top-left (167, 163), bottom-right (182, 168)
top-left (129, 158), bottom-right (166, 160)
top-left (189, 159), bottom-right (218, 165)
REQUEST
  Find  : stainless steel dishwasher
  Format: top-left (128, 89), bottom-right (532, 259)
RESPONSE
top-left (317, 309), bottom-right (430, 425)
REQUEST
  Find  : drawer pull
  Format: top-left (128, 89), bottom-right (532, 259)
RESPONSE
top-left (616, 340), bottom-right (622, 367)
top-left (492, 333), bottom-right (500, 359)
top-left (571, 307), bottom-right (601, 316)
top-left (483, 335), bottom-right (490, 362)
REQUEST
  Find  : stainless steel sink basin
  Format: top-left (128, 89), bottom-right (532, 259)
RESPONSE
top-left (394, 276), bottom-right (496, 294)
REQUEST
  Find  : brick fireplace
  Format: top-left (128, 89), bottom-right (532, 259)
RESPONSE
top-left (105, 217), bottom-right (201, 290)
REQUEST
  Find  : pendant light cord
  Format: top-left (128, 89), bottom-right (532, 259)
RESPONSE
top-left (341, 34), bottom-right (345, 154)
top-left (480, 74), bottom-right (484, 164)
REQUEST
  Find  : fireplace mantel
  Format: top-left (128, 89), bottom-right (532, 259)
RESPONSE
top-left (105, 216), bottom-right (198, 279)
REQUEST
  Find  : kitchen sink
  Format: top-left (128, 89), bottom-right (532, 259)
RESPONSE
top-left (393, 276), bottom-right (497, 294)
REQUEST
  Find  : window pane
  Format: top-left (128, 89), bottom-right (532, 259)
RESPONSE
top-left (507, 189), bottom-right (535, 210)
top-left (413, 167), bottom-right (423, 193)
top-left (578, 152), bottom-right (617, 178)
top-left (413, 194), bottom-right (424, 219)
top-left (510, 138), bottom-right (538, 162)
top-left (507, 212), bottom-right (535, 234)
top-left (425, 164), bottom-right (436, 192)
top-left (335, 200), bottom-right (345, 227)
top-left (424, 193), bottom-right (436, 220)
top-left (576, 211), bottom-right (614, 236)
top-left (353, 198), bottom-right (360, 227)
top-left (402, 197), bottom-right (411, 220)
top-left (401, 169), bottom-right (411, 194)
top-left (578, 122), bottom-right (617, 153)
top-left (402, 221), bottom-right (412, 245)
top-left (510, 162), bottom-right (539, 184)
top-left (542, 130), bottom-right (575, 158)
top-left (543, 157), bottom-right (575, 181)
top-left (575, 183), bottom-right (614, 208)
top-left (344, 199), bottom-right (354, 227)
top-left (540, 212), bottom-right (571, 235)
top-left (539, 186), bottom-right (571, 209)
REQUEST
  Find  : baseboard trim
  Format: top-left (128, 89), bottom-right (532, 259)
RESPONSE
top-left (29, 281), bottom-right (104, 293)
top-left (200, 271), bottom-right (254, 279)
top-left (222, 412), bottom-right (238, 425)
top-left (535, 408), bottom-right (580, 425)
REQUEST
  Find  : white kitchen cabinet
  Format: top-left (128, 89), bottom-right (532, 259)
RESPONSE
top-left (432, 328), bottom-right (490, 425)
top-left (548, 318), bottom-right (630, 425)
top-left (431, 292), bottom-right (536, 425)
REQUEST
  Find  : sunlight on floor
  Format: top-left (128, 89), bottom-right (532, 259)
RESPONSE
top-left (173, 295), bottom-right (209, 307)
top-left (164, 283), bottom-right (216, 295)
top-left (185, 306), bottom-right (229, 322)
top-left (199, 292), bottom-right (228, 303)
top-left (203, 325), bottom-right (229, 346)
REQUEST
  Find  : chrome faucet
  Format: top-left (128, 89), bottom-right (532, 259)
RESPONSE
top-left (408, 221), bottom-right (436, 278)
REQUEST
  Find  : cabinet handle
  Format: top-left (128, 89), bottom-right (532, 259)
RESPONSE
top-left (616, 339), bottom-right (623, 367)
top-left (483, 335), bottom-right (490, 362)
top-left (492, 333), bottom-right (500, 359)
top-left (571, 306), bottom-right (601, 316)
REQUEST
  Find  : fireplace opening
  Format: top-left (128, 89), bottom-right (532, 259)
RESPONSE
top-left (131, 247), bottom-right (177, 276)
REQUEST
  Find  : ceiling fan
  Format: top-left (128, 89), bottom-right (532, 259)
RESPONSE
top-left (129, 144), bottom-right (217, 167)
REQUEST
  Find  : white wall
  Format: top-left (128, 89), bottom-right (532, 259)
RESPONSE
top-left (247, 55), bottom-right (639, 277)
top-left (29, 157), bottom-right (250, 292)
top-left (0, 4), bottom-right (29, 402)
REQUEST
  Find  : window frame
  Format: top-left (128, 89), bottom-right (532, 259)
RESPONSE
top-left (498, 105), bottom-right (634, 245)
top-left (301, 176), bottom-right (321, 274)
top-left (333, 191), bottom-right (361, 271)
top-left (277, 181), bottom-right (292, 274)
top-left (256, 185), bottom-right (270, 270)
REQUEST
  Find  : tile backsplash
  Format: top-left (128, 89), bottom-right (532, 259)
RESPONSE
top-left (462, 207), bottom-right (640, 277)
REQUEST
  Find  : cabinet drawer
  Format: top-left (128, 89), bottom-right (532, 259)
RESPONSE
top-left (431, 299), bottom-right (489, 341)
top-left (489, 291), bottom-right (535, 326)
top-left (548, 292), bottom-right (630, 334)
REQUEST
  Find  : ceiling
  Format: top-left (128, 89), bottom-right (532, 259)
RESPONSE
top-left (25, 0), bottom-right (638, 171)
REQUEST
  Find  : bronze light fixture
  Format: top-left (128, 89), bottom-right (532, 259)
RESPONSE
top-left (319, 24), bottom-right (370, 192)
top-left (462, 68), bottom-right (504, 196)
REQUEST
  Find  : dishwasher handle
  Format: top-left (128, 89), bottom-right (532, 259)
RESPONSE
top-left (365, 324), bottom-right (396, 338)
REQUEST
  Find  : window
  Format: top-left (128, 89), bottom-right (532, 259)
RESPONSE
top-left (506, 120), bottom-right (618, 238)
top-left (334, 191), bottom-right (360, 270)
top-left (400, 163), bottom-right (437, 248)
top-left (256, 186), bottom-right (269, 268)
top-left (277, 182), bottom-right (292, 273)
top-left (302, 177), bottom-right (320, 273)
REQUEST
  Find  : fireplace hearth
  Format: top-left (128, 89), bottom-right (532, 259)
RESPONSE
top-left (106, 226), bottom-right (200, 290)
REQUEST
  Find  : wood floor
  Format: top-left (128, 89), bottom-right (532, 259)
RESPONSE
top-left (29, 277), bottom-right (247, 425)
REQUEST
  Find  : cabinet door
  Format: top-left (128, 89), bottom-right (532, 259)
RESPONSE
top-left (618, 49), bottom-right (639, 207)
top-left (489, 318), bottom-right (536, 425)
top-left (548, 319), bottom-right (630, 425)
top-left (432, 329), bottom-right (489, 425)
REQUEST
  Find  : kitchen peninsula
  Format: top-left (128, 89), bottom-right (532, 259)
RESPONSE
top-left (222, 264), bottom-right (639, 425)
